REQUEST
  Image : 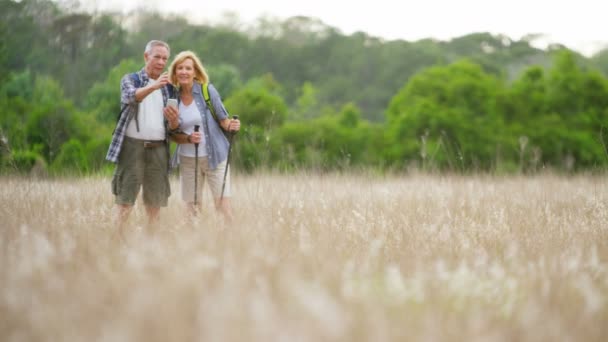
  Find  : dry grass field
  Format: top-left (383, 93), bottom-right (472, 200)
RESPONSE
top-left (1, 172), bottom-right (607, 341)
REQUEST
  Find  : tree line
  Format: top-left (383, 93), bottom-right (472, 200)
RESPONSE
top-left (1, 0), bottom-right (607, 175)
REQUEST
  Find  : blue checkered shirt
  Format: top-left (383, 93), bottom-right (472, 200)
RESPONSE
top-left (106, 68), bottom-right (175, 163)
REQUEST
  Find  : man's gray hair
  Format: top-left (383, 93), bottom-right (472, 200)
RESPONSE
top-left (144, 40), bottom-right (170, 55)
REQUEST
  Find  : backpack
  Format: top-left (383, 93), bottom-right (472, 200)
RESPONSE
top-left (202, 83), bottom-right (220, 124)
top-left (202, 82), bottom-right (229, 138)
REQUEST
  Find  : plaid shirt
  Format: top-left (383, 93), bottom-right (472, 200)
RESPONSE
top-left (106, 68), bottom-right (176, 163)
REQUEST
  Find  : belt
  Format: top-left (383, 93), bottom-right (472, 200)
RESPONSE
top-left (126, 136), bottom-right (166, 149)
top-left (143, 141), bottom-right (165, 148)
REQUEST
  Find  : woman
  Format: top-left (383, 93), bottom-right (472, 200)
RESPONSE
top-left (168, 50), bottom-right (240, 222)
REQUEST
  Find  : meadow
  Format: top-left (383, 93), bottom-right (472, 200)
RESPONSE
top-left (1, 173), bottom-right (607, 341)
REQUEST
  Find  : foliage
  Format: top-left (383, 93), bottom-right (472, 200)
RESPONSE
top-left (591, 48), bottom-right (608, 76)
top-left (9, 149), bottom-right (46, 173)
top-left (85, 59), bottom-right (140, 124)
top-left (224, 75), bottom-right (289, 128)
top-left (207, 64), bottom-right (243, 99)
top-left (51, 138), bottom-right (88, 173)
top-left (386, 60), bottom-right (506, 171)
top-left (1, 0), bottom-right (607, 174)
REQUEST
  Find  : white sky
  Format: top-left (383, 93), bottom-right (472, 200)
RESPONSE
top-left (85, 0), bottom-right (606, 56)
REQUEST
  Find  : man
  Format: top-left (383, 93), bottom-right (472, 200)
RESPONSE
top-left (106, 40), bottom-right (180, 234)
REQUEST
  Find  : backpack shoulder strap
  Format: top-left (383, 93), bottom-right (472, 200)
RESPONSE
top-left (202, 82), bottom-right (219, 124)
top-left (131, 72), bottom-right (141, 87)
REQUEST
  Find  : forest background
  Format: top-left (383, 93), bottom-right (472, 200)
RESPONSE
top-left (2, 0), bottom-right (608, 175)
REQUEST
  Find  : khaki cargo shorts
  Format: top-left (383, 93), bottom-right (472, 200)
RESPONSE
top-left (111, 137), bottom-right (170, 207)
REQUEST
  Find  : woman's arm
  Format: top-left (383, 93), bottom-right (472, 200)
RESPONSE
top-left (208, 84), bottom-right (240, 132)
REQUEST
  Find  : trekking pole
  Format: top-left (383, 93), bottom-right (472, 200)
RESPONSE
top-left (193, 125), bottom-right (200, 207)
top-left (220, 115), bottom-right (238, 201)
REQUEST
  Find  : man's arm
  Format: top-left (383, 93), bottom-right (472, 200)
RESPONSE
top-left (121, 71), bottom-right (171, 105)
top-left (120, 74), bottom-right (139, 105)
top-left (135, 72), bottom-right (170, 102)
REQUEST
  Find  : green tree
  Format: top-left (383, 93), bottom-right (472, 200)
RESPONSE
top-left (274, 103), bottom-right (381, 171)
top-left (0, 71), bottom-right (36, 155)
top-left (291, 82), bottom-right (320, 121)
top-left (51, 138), bottom-right (88, 173)
top-left (591, 48), bottom-right (608, 76)
top-left (543, 51), bottom-right (608, 168)
top-left (505, 51), bottom-right (608, 170)
top-left (386, 60), bottom-right (506, 171)
top-left (207, 63), bottom-right (243, 99)
top-left (221, 75), bottom-right (288, 172)
top-left (49, 12), bottom-right (129, 102)
top-left (85, 59), bottom-right (140, 124)
top-left (25, 76), bottom-right (88, 165)
top-left (339, 102), bottom-right (360, 128)
top-left (224, 75), bottom-right (288, 128)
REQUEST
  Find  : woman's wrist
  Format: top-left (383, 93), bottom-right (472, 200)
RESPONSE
top-left (187, 134), bottom-right (192, 143)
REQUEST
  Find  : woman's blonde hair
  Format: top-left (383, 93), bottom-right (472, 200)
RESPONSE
top-left (168, 50), bottom-right (209, 87)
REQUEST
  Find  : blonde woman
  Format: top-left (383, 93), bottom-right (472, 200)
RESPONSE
top-left (168, 51), bottom-right (240, 222)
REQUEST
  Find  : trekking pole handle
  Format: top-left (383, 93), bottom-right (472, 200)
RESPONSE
top-left (193, 125), bottom-right (200, 148)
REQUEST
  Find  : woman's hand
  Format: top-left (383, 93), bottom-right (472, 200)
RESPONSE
top-left (163, 105), bottom-right (179, 130)
top-left (227, 118), bottom-right (240, 132)
top-left (188, 131), bottom-right (202, 144)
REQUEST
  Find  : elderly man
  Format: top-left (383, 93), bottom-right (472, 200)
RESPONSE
top-left (106, 40), bottom-right (180, 234)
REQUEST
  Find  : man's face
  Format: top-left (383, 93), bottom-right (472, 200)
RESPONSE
top-left (144, 45), bottom-right (169, 79)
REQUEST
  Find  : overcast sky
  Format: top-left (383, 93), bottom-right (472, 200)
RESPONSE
top-left (87, 0), bottom-right (606, 56)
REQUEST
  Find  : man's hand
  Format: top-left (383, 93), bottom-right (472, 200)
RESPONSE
top-left (152, 72), bottom-right (170, 90)
top-left (135, 72), bottom-right (170, 102)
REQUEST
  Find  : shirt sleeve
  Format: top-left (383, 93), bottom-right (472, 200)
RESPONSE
top-left (120, 73), bottom-right (138, 105)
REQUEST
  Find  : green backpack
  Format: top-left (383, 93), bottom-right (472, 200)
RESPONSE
top-left (203, 83), bottom-right (233, 138)
top-left (202, 83), bottom-right (221, 123)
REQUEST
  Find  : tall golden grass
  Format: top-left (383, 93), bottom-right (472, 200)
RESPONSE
top-left (1, 173), bottom-right (607, 341)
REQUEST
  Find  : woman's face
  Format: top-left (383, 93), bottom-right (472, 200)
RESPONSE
top-left (175, 58), bottom-right (195, 87)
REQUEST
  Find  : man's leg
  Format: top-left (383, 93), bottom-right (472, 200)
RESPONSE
top-left (112, 137), bottom-right (144, 240)
top-left (114, 203), bottom-right (133, 241)
top-left (145, 206), bottom-right (160, 224)
top-left (142, 144), bottom-right (170, 231)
